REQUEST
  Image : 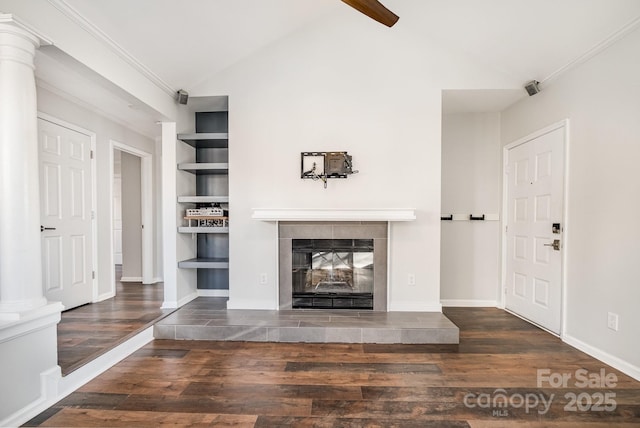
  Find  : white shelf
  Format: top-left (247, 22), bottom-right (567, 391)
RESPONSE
top-left (178, 163), bottom-right (228, 174)
top-left (178, 257), bottom-right (229, 269)
top-left (252, 209), bottom-right (416, 222)
top-left (178, 196), bottom-right (229, 204)
top-left (177, 133), bottom-right (228, 149)
top-left (178, 227), bottom-right (229, 234)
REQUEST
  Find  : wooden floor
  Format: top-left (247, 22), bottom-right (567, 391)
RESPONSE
top-left (57, 266), bottom-right (171, 375)
top-left (26, 307), bottom-right (640, 426)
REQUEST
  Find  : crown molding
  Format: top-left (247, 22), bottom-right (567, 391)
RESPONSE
top-left (542, 16), bottom-right (640, 84)
top-left (36, 78), bottom-right (157, 138)
top-left (45, 0), bottom-right (176, 97)
top-left (0, 13), bottom-right (53, 45)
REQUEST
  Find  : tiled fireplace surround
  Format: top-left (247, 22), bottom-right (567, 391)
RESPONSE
top-left (278, 222), bottom-right (388, 311)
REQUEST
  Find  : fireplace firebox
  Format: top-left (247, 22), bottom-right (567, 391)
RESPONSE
top-left (292, 239), bottom-right (374, 309)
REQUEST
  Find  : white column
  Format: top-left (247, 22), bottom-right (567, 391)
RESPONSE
top-left (0, 19), bottom-right (47, 316)
top-left (160, 121), bottom-right (178, 308)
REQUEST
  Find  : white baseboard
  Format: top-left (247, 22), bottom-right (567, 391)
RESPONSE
top-left (562, 333), bottom-right (640, 382)
top-left (388, 301), bottom-right (443, 312)
top-left (120, 276), bottom-right (143, 283)
top-left (177, 291), bottom-right (198, 307)
top-left (197, 289), bottom-right (229, 297)
top-left (3, 327), bottom-right (154, 427)
top-left (95, 291), bottom-right (115, 302)
top-left (441, 299), bottom-right (498, 307)
top-left (162, 291), bottom-right (199, 309)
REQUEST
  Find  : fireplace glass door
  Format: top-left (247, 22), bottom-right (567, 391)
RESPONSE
top-left (292, 239), bottom-right (373, 309)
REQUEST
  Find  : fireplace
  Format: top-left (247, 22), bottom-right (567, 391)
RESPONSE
top-left (292, 239), bottom-right (374, 309)
top-left (278, 222), bottom-right (387, 311)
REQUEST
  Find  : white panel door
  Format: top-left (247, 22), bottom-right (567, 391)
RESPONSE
top-left (39, 118), bottom-right (93, 310)
top-left (505, 126), bottom-right (565, 334)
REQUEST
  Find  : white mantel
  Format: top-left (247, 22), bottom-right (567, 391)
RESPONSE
top-left (252, 209), bottom-right (416, 222)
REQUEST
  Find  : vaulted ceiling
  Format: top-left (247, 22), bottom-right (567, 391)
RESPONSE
top-left (24, 0), bottom-right (640, 135)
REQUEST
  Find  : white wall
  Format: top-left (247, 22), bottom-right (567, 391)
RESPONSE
top-left (120, 151), bottom-right (142, 280)
top-left (112, 150), bottom-right (122, 265)
top-left (37, 86), bottom-right (160, 299)
top-left (191, 13), bottom-right (517, 311)
top-left (441, 113), bottom-right (501, 305)
top-left (501, 27), bottom-right (640, 376)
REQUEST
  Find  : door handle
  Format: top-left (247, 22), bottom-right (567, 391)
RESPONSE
top-left (40, 225), bottom-right (56, 232)
top-left (544, 239), bottom-right (561, 251)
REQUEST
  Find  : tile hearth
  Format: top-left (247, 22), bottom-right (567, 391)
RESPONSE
top-left (154, 298), bottom-right (459, 344)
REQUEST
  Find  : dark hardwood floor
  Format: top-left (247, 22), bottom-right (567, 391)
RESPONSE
top-left (27, 307), bottom-right (640, 427)
top-left (57, 266), bottom-right (171, 375)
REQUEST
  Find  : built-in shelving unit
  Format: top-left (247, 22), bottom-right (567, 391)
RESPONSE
top-left (177, 110), bottom-right (229, 292)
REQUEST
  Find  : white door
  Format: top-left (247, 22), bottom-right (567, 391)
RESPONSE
top-left (39, 118), bottom-right (94, 310)
top-left (505, 125), bottom-right (565, 334)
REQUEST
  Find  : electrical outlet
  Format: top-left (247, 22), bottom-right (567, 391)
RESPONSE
top-left (408, 273), bottom-right (416, 286)
top-left (259, 273), bottom-right (268, 285)
top-left (607, 312), bottom-right (619, 331)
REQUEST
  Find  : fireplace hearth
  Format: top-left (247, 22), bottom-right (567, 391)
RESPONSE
top-left (292, 239), bottom-right (374, 309)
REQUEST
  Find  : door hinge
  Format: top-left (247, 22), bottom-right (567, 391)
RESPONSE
top-left (92, 271), bottom-right (95, 280)
top-left (91, 211), bottom-right (95, 220)
top-left (90, 150), bottom-right (94, 159)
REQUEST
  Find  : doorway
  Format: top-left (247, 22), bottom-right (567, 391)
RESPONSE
top-left (114, 150), bottom-right (143, 281)
top-left (502, 120), bottom-right (568, 334)
top-left (109, 140), bottom-right (154, 296)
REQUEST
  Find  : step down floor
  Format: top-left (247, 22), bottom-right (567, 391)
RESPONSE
top-left (154, 297), bottom-right (459, 344)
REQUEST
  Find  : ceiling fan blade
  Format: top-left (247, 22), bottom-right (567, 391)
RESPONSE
top-left (341, 0), bottom-right (399, 27)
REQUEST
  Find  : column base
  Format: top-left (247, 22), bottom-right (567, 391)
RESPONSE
top-left (0, 297), bottom-right (52, 321)
top-left (0, 301), bottom-right (63, 325)
top-left (0, 301), bottom-right (62, 424)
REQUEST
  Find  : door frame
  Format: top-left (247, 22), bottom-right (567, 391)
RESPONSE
top-left (109, 140), bottom-right (154, 292)
top-left (37, 112), bottom-right (99, 302)
top-left (500, 119), bottom-right (570, 335)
